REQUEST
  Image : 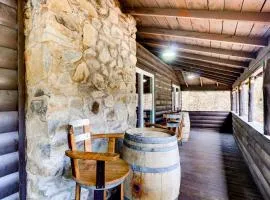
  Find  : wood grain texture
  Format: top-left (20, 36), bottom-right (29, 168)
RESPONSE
top-left (0, 90), bottom-right (17, 111)
top-left (181, 85), bottom-right (231, 91)
top-left (151, 48), bottom-right (249, 68)
top-left (0, 152), bottom-right (18, 177)
top-left (0, 0), bottom-right (17, 9)
top-left (17, 0), bottom-right (26, 198)
top-left (177, 68), bottom-right (235, 84)
top-left (65, 150), bottom-right (120, 161)
top-left (0, 111), bottom-right (17, 133)
top-left (126, 8), bottom-right (270, 25)
top-left (0, 172), bottom-right (19, 199)
top-left (0, 47), bottom-right (17, 69)
top-left (0, 132), bottom-right (18, 156)
top-left (173, 62), bottom-right (241, 76)
top-left (0, 25), bottom-right (17, 49)
top-left (263, 59), bottom-right (270, 135)
top-left (138, 27), bottom-right (268, 47)
top-left (188, 111), bottom-right (232, 132)
top-left (179, 129), bottom-right (263, 200)
top-left (74, 159), bottom-right (129, 187)
top-left (142, 40), bottom-right (256, 60)
top-left (0, 3), bottom-right (16, 28)
top-left (91, 133), bottom-right (124, 139)
top-left (0, 69), bottom-right (17, 90)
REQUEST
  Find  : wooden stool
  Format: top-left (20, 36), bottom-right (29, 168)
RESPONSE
top-left (65, 119), bottom-right (130, 200)
top-left (145, 116), bottom-right (184, 145)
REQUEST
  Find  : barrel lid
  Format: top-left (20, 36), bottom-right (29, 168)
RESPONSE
top-left (125, 128), bottom-right (176, 144)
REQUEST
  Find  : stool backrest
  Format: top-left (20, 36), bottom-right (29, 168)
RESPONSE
top-left (68, 119), bottom-right (92, 178)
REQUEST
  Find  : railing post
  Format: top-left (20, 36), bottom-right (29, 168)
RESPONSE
top-left (263, 59), bottom-right (270, 135)
top-left (239, 84), bottom-right (244, 116)
top-left (248, 76), bottom-right (255, 122)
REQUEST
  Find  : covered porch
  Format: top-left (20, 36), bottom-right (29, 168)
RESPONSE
top-left (0, 0), bottom-right (270, 200)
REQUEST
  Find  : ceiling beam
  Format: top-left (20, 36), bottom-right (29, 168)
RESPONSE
top-left (138, 27), bottom-right (268, 47)
top-left (174, 58), bottom-right (243, 74)
top-left (126, 8), bottom-right (270, 25)
top-left (233, 42), bottom-right (270, 87)
top-left (181, 85), bottom-right (232, 91)
top-left (175, 66), bottom-right (235, 82)
top-left (140, 40), bottom-right (256, 60)
top-left (173, 63), bottom-right (239, 78)
top-left (176, 72), bottom-right (235, 86)
top-left (173, 65), bottom-right (237, 81)
top-left (182, 71), bottom-right (233, 85)
top-left (150, 48), bottom-right (249, 68)
top-left (177, 70), bottom-right (188, 87)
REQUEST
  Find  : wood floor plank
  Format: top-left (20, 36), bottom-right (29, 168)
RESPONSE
top-left (178, 129), bottom-right (263, 200)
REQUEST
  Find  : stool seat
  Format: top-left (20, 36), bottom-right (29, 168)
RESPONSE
top-left (75, 159), bottom-right (130, 189)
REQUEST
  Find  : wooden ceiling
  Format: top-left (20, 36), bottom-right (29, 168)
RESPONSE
top-left (119, 0), bottom-right (270, 89)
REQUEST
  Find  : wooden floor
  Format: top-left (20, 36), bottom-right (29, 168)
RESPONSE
top-left (179, 129), bottom-right (263, 200)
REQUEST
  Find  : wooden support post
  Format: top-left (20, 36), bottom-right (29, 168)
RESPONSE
top-left (231, 90), bottom-right (236, 112)
top-left (248, 77), bottom-right (255, 122)
top-left (138, 73), bottom-right (144, 128)
top-left (263, 59), bottom-right (270, 135)
top-left (172, 86), bottom-right (176, 111)
top-left (239, 84), bottom-right (244, 116)
top-left (236, 88), bottom-right (239, 114)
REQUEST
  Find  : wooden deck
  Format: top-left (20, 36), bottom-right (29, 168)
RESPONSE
top-left (179, 129), bottom-right (263, 200)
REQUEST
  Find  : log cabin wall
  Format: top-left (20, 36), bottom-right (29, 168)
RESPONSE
top-left (232, 113), bottom-right (270, 200)
top-left (0, 0), bottom-right (25, 199)
top-left (189, 111), bottom-right (232, 132)
top-left (136, 43), bottom-right (181, 123)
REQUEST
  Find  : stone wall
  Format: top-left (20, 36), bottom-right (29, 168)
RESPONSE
top-left (232, 113), bottom-right (270, 200)
top-left (182, 91), bottom-right (231, 111)
top-left (24, 0), bottom-right (137, 199)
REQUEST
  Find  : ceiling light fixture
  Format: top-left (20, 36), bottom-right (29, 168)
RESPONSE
top-left (161, 46), bottom-right (176, 62)
top-left (187, 74), bottom-right (196, 80)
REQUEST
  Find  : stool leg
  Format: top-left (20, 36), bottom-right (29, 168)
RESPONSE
top-left (120, 183), bottom-right (124, 200)
top-left (75, 183), bottom-right (81, 200)
top-left (94, 190), bottom-right (105, 200)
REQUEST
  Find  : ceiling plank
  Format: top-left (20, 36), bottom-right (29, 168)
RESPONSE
top-left (126, 8), bottom-right (270, 25)
top-left (140, 40), bottom-right (256, 60)
top-left (138, 27), bottom-right (268, 47)
top-left (174, 58), bottom-right (243, 74)
top-left (150, 48), bottom-right (249, 68)
top-left (173, 65), bottom-right (237, 80)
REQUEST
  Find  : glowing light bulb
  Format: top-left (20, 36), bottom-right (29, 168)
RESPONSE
top-left (161, 47), bottom-right (176, 62)
top-left (187, 74), bottom-right (196, 79)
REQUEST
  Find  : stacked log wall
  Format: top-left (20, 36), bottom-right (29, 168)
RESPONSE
top-left (136, 43), bottom-right (181, 123)
top-left (232, 113), bottom-right (270, 200)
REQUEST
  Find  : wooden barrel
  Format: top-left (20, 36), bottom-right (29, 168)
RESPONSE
top-left (122, 128), bottom-right (181, 200)
top-left (180, 112), bottom-right (190, 142)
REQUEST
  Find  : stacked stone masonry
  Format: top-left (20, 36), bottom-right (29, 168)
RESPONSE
top-left (232, 114), bottom-right (270, 200)
top-left (24, 0), bottom-right (137, 199)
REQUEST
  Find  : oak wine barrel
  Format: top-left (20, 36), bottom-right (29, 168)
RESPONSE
top-left (122, 128), bottom-right (181, 200)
